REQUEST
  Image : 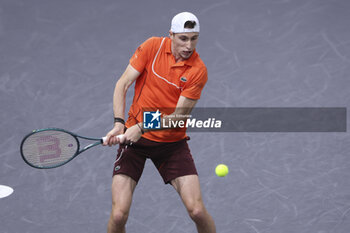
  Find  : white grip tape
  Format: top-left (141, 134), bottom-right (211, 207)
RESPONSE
top-left (102, 134), bottom-right (124, 143)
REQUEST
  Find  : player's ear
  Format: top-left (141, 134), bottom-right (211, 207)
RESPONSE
top-left (169, 30), bottom-right (174, 38)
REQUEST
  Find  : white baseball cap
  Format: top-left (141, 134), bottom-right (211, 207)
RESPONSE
top-left (170, 12), bottom-right (200, 33)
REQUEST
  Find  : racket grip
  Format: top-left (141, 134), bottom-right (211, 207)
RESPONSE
top-left (102, 135), bottom-right (125, 143)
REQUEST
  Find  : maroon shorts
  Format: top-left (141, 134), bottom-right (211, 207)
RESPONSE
top-left (112, 137), bottom-right (198, 184)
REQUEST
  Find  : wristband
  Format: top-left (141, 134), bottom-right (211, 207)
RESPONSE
top-left (136, 123), bottom-right (144, 134)
top-left (114, 117), bottom-right (125, 125)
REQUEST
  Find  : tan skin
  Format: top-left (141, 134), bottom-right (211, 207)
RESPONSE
top-left (170, 31), bottom-right (199, 62)
top-left (104, 32), bottom-right (216, 233)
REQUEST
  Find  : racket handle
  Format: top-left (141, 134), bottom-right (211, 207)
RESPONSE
top-left (102, 135), bottom-right (125, 143)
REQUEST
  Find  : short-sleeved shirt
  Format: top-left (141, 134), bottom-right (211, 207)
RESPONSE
top-left (126, 37), bottom-right (207, 142)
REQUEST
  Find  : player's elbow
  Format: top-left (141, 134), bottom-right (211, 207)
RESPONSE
top-left (115, 79), bottom-right (129, 95)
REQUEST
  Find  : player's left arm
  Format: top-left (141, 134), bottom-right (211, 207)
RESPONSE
top-left (138, 96), bottom-right (198, 134)
top-left (170, 95), bottom-right (198, 120)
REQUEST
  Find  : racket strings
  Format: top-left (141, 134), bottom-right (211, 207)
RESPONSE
top-left (21, 131), bottom-right (78, 168)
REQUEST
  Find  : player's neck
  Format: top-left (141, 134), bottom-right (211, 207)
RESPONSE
top-left (171, 44), bottom-right (185, 63)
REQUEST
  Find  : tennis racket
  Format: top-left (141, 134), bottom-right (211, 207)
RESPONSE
top-left (20, 128), bottom-right (123, 169)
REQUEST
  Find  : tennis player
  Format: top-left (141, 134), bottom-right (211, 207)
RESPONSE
top-left (104, 12), bottom-right (216, 233)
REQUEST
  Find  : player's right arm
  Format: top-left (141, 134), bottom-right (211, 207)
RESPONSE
top-left (104, 64), bottom-right (140, 146)
top-left (104, 37), bottom-right (156, 145)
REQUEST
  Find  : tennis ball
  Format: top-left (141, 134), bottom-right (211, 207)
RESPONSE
top-left (215, 164), bottom-right (229, 177)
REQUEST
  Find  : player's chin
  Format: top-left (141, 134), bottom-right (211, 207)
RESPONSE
top-left (181, 51), bottom-right (192, 59)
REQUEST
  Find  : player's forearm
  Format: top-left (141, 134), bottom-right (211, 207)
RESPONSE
top-left (157, 99), bottom-right (195, 129)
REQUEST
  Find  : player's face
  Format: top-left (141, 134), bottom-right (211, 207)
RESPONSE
top-left (170, 32), bottom-right (199, 62)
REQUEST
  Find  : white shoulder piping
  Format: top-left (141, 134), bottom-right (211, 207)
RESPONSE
top-left (151, 37), bottom-right (182, 90)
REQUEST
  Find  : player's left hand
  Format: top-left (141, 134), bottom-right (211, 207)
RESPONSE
top-left (124, 124), bottom-right (143, 145)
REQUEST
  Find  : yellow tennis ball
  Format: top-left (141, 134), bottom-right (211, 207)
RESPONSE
top-left (215, 164), bottom-right (229, 177)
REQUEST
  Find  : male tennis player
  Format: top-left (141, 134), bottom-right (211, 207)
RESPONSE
top-left (104, 12), bottom-right (216, 233)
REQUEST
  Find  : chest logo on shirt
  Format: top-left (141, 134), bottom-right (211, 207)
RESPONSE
top-left (180, 77), bottom-right (187, 82)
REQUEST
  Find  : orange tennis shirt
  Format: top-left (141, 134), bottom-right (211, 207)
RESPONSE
top-left (125, 37), bottom-right (208, 142)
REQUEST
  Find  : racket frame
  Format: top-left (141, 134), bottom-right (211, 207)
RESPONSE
top-left (20, 128), bottom-right (103, 169)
